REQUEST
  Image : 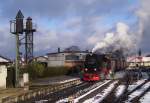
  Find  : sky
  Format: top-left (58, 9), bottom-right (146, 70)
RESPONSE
top-left (0, 0), bottom-right (150, 59)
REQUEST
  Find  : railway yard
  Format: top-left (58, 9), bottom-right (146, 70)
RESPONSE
top-left (1, 1), bottom-right (150, 103)
top-left (6, 68), bottom-right (148, 103)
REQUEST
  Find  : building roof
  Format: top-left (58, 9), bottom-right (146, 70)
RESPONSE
top-left (33, 56), bottom-right (48, 60)
top-left (47, 46), bottom-right (90, 55)
top-left (0, 55), bottom-right (11, 63)
top-left (127, 56), bottom-right (150, 62)
top-left (47, 51), bottom-right (90, 55)
top-left (142, 57), bottom-right (150, 62)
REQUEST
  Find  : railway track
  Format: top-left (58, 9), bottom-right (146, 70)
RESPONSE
top-left (47, 82), bottom-right (93, 103)
top-left (23, 81), bottom-right (96, 103)
top-left (114, 71), bottom-right (150, 103)
top-left (124, 80), bottom-right (150, 103)
top-left (74, 80), bottom-right (114, 103)
top-left (2, 79), bottom-right (81, 103)
top-left (55, 80), bottom-right (118, 103)
top-left (19, 70), bottom-right (150, 103)
top-left (73, 71), bottom-right (150, 103)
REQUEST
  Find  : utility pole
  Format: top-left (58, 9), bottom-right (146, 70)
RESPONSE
top-left (15, 33), bottom-right (19, 87)
top-left (10, 10), bottom-right (24, 87)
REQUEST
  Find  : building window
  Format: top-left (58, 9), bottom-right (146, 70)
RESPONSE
top-left (82, 55), bottom-right (86, 60)
top-left (65, 55), bottom-right (79, 60)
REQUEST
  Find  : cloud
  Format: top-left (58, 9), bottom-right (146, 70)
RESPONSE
top-left (0, 0), bottom-right (140, 58)
top-left (0, 0), bottom-right (130, 19)
top-left (0, 26), bottom-right (15, 58)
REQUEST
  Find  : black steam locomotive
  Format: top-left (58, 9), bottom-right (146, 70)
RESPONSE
top-left (82, 51), bottom-right (126, 81)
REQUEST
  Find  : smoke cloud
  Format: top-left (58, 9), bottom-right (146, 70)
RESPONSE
top-left (92, 0), bottom-right (150, 55)
top-left (92, 22), bottom-right (138, 54)
top-left (136, 0), bottom-right (150, 54)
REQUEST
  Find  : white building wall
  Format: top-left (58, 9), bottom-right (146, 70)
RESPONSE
top-left (36, 57), bottom-right (47, 62)
top-left (47, 52), bottom-right (88, 67)
top-left (23, 73), bottom-right (29, 85)
top-left (48, 53), bottom-right (65, 67)
top-left (0, 65), bottom-right (7, 89)
top-left (48, 60), bottom-right (64, 67)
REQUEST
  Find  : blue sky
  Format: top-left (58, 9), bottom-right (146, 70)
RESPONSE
top-left (0, 0), bottom-right (150, 59)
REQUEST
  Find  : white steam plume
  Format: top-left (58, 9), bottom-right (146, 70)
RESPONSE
top-left (92, 22), bottom-right (138, 53)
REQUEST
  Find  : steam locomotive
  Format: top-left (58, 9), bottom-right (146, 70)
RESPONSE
top-left (82, 51), bottom-right (126, 81)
